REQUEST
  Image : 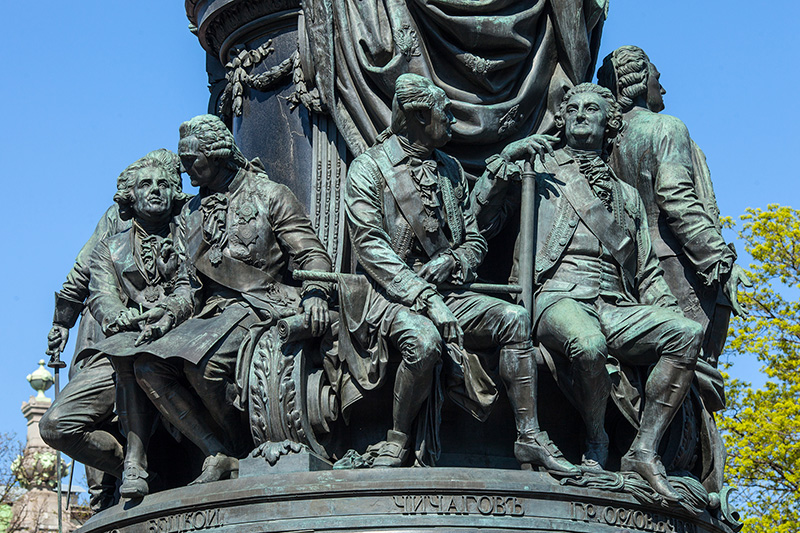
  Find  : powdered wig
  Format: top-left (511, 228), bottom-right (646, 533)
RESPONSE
top-left (596, 46), bottom-right (650, 112)
top-left (178, 114), bottom-right (248, 171)
top-left (114, 149), bottom-right (189, 220)
top-left (377, 73), bottom-right (447, 141)
top-left (554, 83), bottom-right (623, 142)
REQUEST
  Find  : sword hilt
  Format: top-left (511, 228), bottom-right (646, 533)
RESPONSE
top-left (47, 353), bottom-right (67, 370)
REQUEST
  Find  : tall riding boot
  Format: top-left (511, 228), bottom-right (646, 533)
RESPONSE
top-left (114, 358), bottom-right (158, 498)
top-left (571, 356), bottom-right (611, 470)
top-left (373, 360), bottom-right (436, 468)
top-left (500, 342), bottom-right (578, 476)
top-left (622, 357), bottom-right (695, 500)
top-left (145, 384), bottom-right (229, 457)
top-left (145, 385), bottom-right (239, 484)
top-left (392, 360), bottom-right (436, 436)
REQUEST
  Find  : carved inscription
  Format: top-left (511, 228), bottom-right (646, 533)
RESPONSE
top-left (146, 508), bottom-right (223, 532)
top-left (393, 495), bottom-right (524, 516)
top-left (570, 502), bottom-right (697, 532)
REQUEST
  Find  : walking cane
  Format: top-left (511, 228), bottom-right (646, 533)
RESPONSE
top-left (518, 160), bottom-right (537, 318)
top-left (47, 349), bottom-right (67, 533)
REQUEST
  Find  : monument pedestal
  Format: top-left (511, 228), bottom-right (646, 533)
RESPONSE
top-left (79, 467), bottom-right (733, 533)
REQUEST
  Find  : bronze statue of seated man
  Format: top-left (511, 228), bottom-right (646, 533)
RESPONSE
top-left (122, 115), bottom-right (334, 485)
top-left (341, 73), bottom-right (577, 475)
top-left (471, 83), bottom-right (702, 500)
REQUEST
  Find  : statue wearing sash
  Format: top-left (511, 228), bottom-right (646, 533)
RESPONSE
top-left (131, 114), bottom-right (333, 484)
top-left (342, 74), bottom-right (576, 474)
top-left (471, 83), bottom-right (703, 501)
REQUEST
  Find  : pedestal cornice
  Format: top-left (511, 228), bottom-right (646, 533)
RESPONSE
top-left (185, 0), bottom-right (301, 61)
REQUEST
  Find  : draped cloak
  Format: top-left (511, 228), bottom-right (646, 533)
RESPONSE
top-left (301, 0), bottom-right (608, 172)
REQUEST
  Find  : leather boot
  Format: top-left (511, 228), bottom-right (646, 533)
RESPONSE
top-left (500, 343), bottom-right (579, 476)
top-left (115, 361), bottom-right (157, 499)
top-left (515, 430), bottom-right (579, 476)
top-left (145, 384), bottom-right (231, 458)
top-left (572, 364), bottom-right (610, 471)
top-left (190, 453), bottom-right (239, 485)
top-left (624, 357), bottom-right (695, 501)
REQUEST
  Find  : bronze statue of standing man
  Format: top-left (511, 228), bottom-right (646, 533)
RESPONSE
top-left (596, 45), bottom-right (751, 493)
top-left (597, 46), bottom-right (750, 368)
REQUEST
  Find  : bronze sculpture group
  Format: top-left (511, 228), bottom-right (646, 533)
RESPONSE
top-left (41, 45), bottom-right (746, 517)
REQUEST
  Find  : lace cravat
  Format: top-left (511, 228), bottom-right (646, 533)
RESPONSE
top-left (132, 221), bottom-right (167, 302)
top-left (567, 147), bottom-right (614, 212)
top-left (399, 137), bottom-right (441, 233)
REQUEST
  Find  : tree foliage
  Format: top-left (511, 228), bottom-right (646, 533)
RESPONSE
top-left (719, 204), bottom-right (800, 532)
top-left (0, 433), bottom-right (25, 533)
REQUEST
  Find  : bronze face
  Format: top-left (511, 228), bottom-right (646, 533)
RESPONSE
top-left (179, 137), bottom-right (221, 188)
top-left (563, 91), bottom-right (608, 151)
top-left (132, 167), bottom-right (174, 223)
top-left (647, 63), bottom-right (666, 113)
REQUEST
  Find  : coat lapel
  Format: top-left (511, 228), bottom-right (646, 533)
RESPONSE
top-left (112, 230), bottom-right (146, 291)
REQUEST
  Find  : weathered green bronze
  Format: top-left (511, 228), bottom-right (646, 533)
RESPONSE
top-left (471, 83), bottom-right (709, 503)
top-left (42, 4), bottom-right (748, 532)
top-left (339, 73), bottom-right (576, 474)
top-left (84, 149), bottom-right (192, 499)
top-left (597, 46), bottom-right (751, 494)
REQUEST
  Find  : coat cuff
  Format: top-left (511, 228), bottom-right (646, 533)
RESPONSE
top-left (53, 292), bottom-right (84, 328)
top-left (449, 248), bottom-right (480, 284)
top-left (682, 229), bottom-right (736, 285)
top-left (161, 295), bottom-right (193, 325)
top-left (385, 269), bottom-right (434, 307)
top-left (301, 281), bottom-right (333, 302)
top-left (484, 154), bottom-right (522, 182)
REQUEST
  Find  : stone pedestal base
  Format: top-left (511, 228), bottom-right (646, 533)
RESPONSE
top-left (78, 467), bottom-right (735, 533)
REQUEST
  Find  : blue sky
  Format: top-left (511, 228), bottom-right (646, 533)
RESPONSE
top-left (0, 1), bottom-right (797, 444)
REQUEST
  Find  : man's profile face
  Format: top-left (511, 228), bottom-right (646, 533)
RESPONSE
top-left (646, 63), bottom-right (666, 113)
top-left (564, 91), bottom-right (608, 151)
top-left (179, 136), bottom-right (220, 188)
top-left (422, 93), bottom-right (455, 148)
top-left (132, 167), bottom-right (175, 223)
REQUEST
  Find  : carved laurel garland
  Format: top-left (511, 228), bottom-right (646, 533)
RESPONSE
top-left (218, 41), bottom-right (290, 119)
top-left (218, 41), bottom-right (323, 119)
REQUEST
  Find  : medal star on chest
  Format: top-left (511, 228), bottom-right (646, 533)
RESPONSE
top-left (232, 203), bottom-right (260, 247)
top-left (142, 285), bottom-right (161, 303)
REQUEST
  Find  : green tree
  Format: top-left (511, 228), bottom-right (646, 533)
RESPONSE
top-left (719, 204), bottom-right (800, 532)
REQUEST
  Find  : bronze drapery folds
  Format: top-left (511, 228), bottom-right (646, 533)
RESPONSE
top-left (301, 0), bottom-right (608, 171)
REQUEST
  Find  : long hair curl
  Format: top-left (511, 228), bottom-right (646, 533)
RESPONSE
top-left (178, 114), bottom-right (248, 171)
top-left (597, 46), bottom-right (650, 112)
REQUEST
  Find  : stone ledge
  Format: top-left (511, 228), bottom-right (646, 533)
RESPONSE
top-left (78, 468), bottom-right (733, 533)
